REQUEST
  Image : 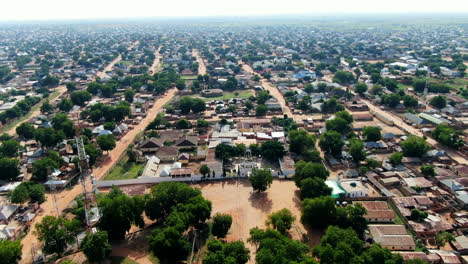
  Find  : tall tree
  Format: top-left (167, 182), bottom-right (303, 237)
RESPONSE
top-left (81, 231), bottom-right (112, 263)
top-left (212, 213), bottom-right (232, 238)
top-left (35, 216), bottom-right (80, 255)
top-left (249, 168), bottom-right (273, 192)
top-left (266, 208), bottom-right (295, 234)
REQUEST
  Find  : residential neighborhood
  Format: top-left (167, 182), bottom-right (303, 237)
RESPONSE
top-left (0, 12), bottom-right (467, 264)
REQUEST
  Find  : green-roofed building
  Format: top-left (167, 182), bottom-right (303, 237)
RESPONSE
top-left (325, 180), bottom-right (346, 198)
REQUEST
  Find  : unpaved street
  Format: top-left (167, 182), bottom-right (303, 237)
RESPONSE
top-left (241, 63), bottom-right (294, 119)
top-left (193, 49), bottom-right (207, 75)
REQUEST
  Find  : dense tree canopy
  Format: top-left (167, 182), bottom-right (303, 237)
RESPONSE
top-left (212, 213), bottom-right (233, 238)
top-left (266, 208), bottom-right (295, 234)
top-left (249, 168), bottom-right (273, 192)
top-left (98, 187), bottom-right (145, 240)
top-left (81, 231), bottom-right (112, 263)
top-left (319, 131), bottom-right (344, 156)
top-left (0, 240), bottom-right (22, 264)
top-left (362, 126), bottom-right (381, 142)
top-left (35, 216), bottom-right (80, 255)
top-left (401, 136), bottom-right (429, 157)
top-left (248, 228), bottom-right (316, 264)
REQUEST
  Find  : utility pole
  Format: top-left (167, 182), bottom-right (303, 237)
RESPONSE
top-left (189, 229), bottom-right (197, 264)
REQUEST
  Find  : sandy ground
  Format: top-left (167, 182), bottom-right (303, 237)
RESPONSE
top-left (149, 47), bottom-right (162, 74)
top-left (193, 49), bottom-right (207, 75)
top-left (19, 49), bottom-right (174, 264)
top-left (241, 63), bottom-right (294, 119)
top-left (197, 179), bottom-right (322, 263)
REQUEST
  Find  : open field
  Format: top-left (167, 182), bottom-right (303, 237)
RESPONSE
top-left (196, 179), bottom-right (323, 262)
top-left (194, 89), bottom-right (254, 101)
top-left (104, 162), bottom-right (144, 180)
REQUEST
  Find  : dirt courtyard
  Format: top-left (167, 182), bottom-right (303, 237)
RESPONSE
top-left (196, 179), bottom-right (323, 259)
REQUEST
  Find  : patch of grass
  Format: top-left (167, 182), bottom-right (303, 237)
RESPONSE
top-left (120, 61), bottom-right (133, 66)
top-left (148, 253), bottom-right (160, 264)
top-left (110, 256), bottom-right (139, 264)
top-left (394, 213), bottom-right (404, 225)
top-left (104, 162), bottom-right (144, 180)
top-left (181, 75), bottom-right (197, 80)
top-left (195, 90), bottom-right (253, 101)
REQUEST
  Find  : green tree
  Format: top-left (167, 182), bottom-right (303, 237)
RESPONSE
top-left (288, 129), bottom-right (316, 155)
top-left (420, 165), bottom-right (436, 177)
top-left (124, 89), bottom-right (135, 103)
top-left (293, 161), bottom-right (329, 187)
top-left (70, 90), bottom-right (92, 106)
top-left (403, 95), bottom-right (418, 108)
top-left (333, 71), bottom-right (355, 85)
top-left (197, 119), bottom-right (209, 128)
top-left (40, 100), bottom-right (53, 113)
top-left (326, 117), bottom-right (350, 133)
top-left (176, 79), bottom-right (186, 90)
top-left (9, 182), bottom-right (46, 204)
top-left (401, 136), bottom-right (429, 157)
top-left (16, 122), bottom-right (36, 139)
top-left (256, 91), bottom-right (270, 104)
top-left (0, 157), bottom-right (20, 181)
top-left (0, 139), bottom-right (20, 157)
top-left (435, 231), bottom-right (454, 249)
top-left (249, 168), bottom-right (273, 192)
top-left (355, 83), bottom-right (368, 95)
top-left (362, 126), bottom-right (381, 141)
top-left (97, 134), bottom-right (116, 152)
top-left (388, 152), bottom-right (403, 166)
top-left (203, 239), bottom-right (250, 264)
top-left (430, 95), bottom-right (447, 109)
top-left (432, 124), bottom-right (464, 149)
top-left (301, 196), bottom-right (336, 228)
top-left (200, 164), bottom-right (210, 177)
top-left (58, 98), bottom-right (73, 112)
top-left (32, 157), bottom-right (60, 181)
top-left (212, 213), bottom-right (232, 238)
top-left (0, 240), bottom-right (22, 264)
top-left (255, 104), bottom-right (267, 116)
top-left (319, 131), bottom-right (344, 156)
top-left (410, 209), bottom-right (428, 222)
top-left (191, 98), bottom-right (206, 113)
top-left (179, 96), bottom-right (192, 114)
top-left (52, 113), bottom-right (75, 138)
top-left (313, 226), bottom-right (364, 264)
top-left (299, 177), bottom-right (332, 200)
top-left (35, 216), bottom-right (80, 255)
top-left (248, 228), bottom-right (315, 264)
top-left (34, 127), bottom-right (64, 148)
top-left (144, 182), bottom-right (211, 224)
top-left (148, 226), bottom-right (191, 261)
top-left (66, 82), bottom-right (76, 91)
top-left (81, 231), bottom-right (112, 263)
top-left (349, 138), bottom-right (366, 163)
top-left (260, 141), bottom-right (285, 162)
top-left (176, 118), bottom-right (191, 129)
top-left (98, 187), bottom-right (144, 240)
top-left (266, 208), bottom-right (295, 234)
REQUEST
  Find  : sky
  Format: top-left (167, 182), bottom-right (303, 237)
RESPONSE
top-left (2, 0), bottom-right (468, 21)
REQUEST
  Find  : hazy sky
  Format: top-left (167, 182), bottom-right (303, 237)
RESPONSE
top-left (2, 0), bottom-right (468, 21)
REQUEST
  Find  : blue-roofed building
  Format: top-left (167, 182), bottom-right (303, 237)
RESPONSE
top-left (292, 70), bottom-right (316, 79)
